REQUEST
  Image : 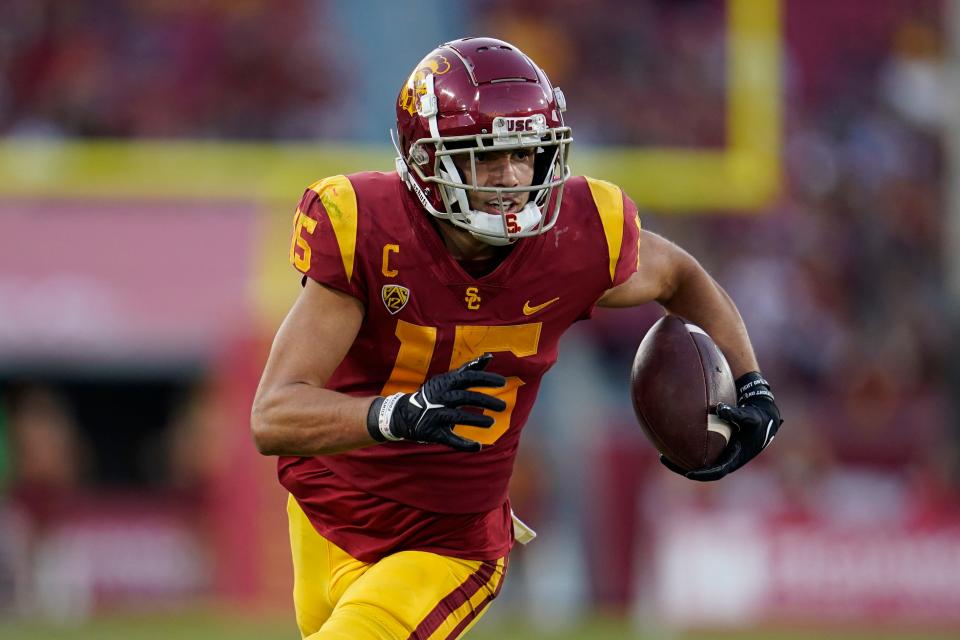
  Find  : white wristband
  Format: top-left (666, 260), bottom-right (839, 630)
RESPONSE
top-left (378, 393), bottom-right (404, 441)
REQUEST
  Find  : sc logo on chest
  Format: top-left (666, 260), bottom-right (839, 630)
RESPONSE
top-left (465, 287), bottom-right (481, 310)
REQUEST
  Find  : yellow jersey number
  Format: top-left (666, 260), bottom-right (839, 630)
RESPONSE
top-left (380, 320), bottom-right (542, 445)
top-left (290, 209), bottom-right (317, 272)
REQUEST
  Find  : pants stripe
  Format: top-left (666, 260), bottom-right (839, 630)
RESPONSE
top-left (442, 558), bottom-right (507, 640)
top-left (406, 561), bottom-right (495, 640)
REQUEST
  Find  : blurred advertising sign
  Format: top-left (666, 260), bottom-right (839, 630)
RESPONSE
top-left (646, 513), bottom-right (960, 626)
top-left (4, 496), bottom-right (209, 621)
top-left (0, 198), bottom-right (257, 363)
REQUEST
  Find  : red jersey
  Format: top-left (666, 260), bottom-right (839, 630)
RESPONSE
top-left (279, 171), bottom-right (640, 561)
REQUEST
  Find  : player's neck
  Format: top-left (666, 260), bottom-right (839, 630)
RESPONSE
top-left (432, 219), bottom-right (509, 262)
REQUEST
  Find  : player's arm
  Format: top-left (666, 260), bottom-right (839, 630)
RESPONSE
top-left (251, 279), bottom-right (507, 456)
top-left (598, 229), bottom-right (782, 481)
top-left (251, 279), bottom-right (374, 456)
top-left (597, 229), bottom-right (757, 376)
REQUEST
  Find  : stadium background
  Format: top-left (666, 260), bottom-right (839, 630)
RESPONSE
top-left (0, 0), bottom-right (958, 638)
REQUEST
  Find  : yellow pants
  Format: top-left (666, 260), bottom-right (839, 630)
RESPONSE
top-left (287, 495), bottom-right (507, 639)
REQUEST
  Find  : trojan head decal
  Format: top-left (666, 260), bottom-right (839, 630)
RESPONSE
top-left (398, 54), bottom-right (452, 116)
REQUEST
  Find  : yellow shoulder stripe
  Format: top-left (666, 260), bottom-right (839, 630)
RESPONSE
top-left (309, 175), bottom-right (358, 282)
top-left (585, 177), bottom-right (624, 282)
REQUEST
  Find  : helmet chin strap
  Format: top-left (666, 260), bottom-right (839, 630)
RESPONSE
top-left (464, 202), bottom-right (542, 246)
top-left (421, 74), bottom-right (472, 217)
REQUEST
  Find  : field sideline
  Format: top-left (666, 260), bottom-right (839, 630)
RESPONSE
top-left (0, 612), bottom-right (956, 640)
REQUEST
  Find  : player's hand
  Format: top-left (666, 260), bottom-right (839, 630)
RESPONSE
top-left (366, 353), bottom-right (507, 452)
top-left (660, 372), bottom-right (782, 481)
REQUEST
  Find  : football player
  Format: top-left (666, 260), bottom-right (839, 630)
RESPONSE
top-left (252, 37), bottom-right (782, 639)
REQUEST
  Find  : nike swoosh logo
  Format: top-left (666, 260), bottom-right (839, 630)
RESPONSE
top-left (523, 297), bottom-right (560, 316)
top-left (762, 419), bottom-right (774, 448)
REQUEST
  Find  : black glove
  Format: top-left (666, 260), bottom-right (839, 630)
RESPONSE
top-left (366, 353), bottom-right (507, 452)
top-left (661, 372), bottom-right (782, 481)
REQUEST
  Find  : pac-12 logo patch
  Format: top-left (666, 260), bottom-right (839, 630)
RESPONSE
top-left (382, 285), bottom-right (410, 315)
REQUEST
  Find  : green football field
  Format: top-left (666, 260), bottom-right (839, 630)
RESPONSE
top-left (0, 612), bottom-right (956, 640)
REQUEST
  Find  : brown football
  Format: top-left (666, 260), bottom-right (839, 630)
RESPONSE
top-left (630, 315), bottom-right (736, 471)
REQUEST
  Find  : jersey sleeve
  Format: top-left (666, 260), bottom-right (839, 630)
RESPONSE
top-left (289, 175), bottom-right (366, 300)
top-left (584, 176), bottom-right (641, 289)
top-left (614, 192), bottom-right (641, 287)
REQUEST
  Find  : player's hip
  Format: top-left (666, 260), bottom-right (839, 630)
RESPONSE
top-left (287, 495), bottom-right (508, 639)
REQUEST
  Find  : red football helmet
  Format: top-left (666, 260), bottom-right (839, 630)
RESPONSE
top-left (393, 37), bottom-right (572, 245)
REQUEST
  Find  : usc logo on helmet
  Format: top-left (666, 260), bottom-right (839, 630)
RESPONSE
top-left (398, 54), bottom-right (452, 116)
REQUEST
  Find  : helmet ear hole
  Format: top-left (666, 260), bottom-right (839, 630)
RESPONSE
top-left (411, 145), bottom-right (430, 166)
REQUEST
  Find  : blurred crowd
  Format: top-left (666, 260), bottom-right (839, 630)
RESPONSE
top-left (472, 0), bottom-right (959, 616)
top-left (0, 0), bottom-right (338, 138)
top-left (485, 0), bottom-right (957, 490)
top-left (1, 0), bottom-right (958, 620)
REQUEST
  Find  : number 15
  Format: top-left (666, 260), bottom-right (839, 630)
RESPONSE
top-left (381, 320), bottom-right (542, 445)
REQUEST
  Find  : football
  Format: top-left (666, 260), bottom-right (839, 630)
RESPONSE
top-left (630, 315), bottom-right (736, 471)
